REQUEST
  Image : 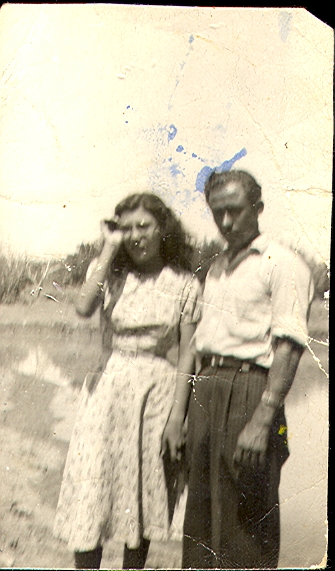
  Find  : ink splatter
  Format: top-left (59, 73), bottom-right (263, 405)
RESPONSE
top-left (195, 148), bottom-right (247, 193)
top-left (195, 166), bottom-right (215, 194)
top-left (168, 125), bottom-right (178, 141)
top-left (218, 148), bottom-right (247, 172)
top-left (170, 163), bottom-right (184, 178)
top-left (189, 35), bottom-right (194, 44)
top-left (176, 145), bottom-right (184, 153)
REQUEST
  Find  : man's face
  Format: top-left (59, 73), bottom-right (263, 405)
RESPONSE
top-left (208, 180), bottom-right (261, 250)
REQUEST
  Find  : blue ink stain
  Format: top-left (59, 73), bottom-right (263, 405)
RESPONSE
top-left (196, 166), bottom-right (215, 194)
top-left (168, 157), bottom-right (172, 162)
top-left (192, 153), bottom-right (197, 158)
top-left (176, 145), bottom-right (184, 153)
top-left (125, 121), bottom-right (128, 123)
top-left (126, 105), bottom-right (131, 109)
top-left (218, 148), bottom-right (247, 172)
top-left (168, 125), bottom-right (178, 141)
top-left (195, 148), bottom-right (247, 193)
top-left (170, 163), bottom-right (184, 178)
top-left (189, 34), bottom-right (194, 44)
top-left (279, 12), bottom-right (292, 42)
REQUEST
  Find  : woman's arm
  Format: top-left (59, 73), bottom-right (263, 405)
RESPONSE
top-left (76, 222), bottom-right (123, 318)
top-left (161, 323), bottom-right (196, 461)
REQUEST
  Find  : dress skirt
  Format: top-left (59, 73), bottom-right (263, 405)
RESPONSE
top-left (54, 350), bottom-right (176, 551)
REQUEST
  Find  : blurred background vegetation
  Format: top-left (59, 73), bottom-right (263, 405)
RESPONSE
top-left (0, 239), bottom-right (223, 305)
top-left (0, 237), bottom-right (329, 305)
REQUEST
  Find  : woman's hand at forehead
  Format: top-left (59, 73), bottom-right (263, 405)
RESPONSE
top-left (100, 217), bottom-right (123, 249)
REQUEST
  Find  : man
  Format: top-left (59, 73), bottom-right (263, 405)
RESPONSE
top-left (182, 170), bottom-right (314, 569)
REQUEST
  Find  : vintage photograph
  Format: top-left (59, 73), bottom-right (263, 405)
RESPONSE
top-left (0, 5), bottom-right (331, 570)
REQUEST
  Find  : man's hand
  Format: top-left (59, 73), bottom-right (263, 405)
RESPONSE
top-left (233, 406), bottom-right (272, 469)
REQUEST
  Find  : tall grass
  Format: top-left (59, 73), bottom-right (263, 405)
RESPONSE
top-left (0, 254), bottom-right (49, 304)
top-left (0, 243), bottom-right (101, 305)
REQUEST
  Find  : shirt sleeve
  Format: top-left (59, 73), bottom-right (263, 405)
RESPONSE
top-left (274, 231), bottom-right (329, 297)
top-left (268, 245), bottom-right (314, 347)
top-left (180, 275), bottom-right (203, 325)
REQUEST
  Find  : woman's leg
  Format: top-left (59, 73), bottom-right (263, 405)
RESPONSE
top-left (74, 546), bottom-right (103, 569)
top-left (122, 537), bottom-right (150, 570)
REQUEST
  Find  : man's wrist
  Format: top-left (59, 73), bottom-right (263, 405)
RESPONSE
top-left (261, 390), bottom-right (282, 410)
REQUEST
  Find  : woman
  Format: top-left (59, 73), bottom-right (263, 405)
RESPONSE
top-left (54, 193), bottom-right (201, 569)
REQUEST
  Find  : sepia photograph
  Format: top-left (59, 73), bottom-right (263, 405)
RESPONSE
top-left (0, 5), bottom-right (332, 570)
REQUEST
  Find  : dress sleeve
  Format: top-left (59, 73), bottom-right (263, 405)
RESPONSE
top-left (180, 275), bottom-right (203, 325)
top-left (268, 245), bottom-right (314, 347)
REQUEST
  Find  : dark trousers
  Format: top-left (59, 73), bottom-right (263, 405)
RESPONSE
top-left (182, 362), bottom-right (289, 569)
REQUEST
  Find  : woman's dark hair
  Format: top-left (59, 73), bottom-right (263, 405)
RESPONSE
top-left (110, 192), bottom-right (193, 273)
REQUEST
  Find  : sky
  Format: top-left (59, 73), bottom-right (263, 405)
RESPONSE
top-left (0, 5), bottom-right (333, 262)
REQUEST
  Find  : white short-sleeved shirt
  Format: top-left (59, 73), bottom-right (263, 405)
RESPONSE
top-left (195, 234), bottom-right (314, 368)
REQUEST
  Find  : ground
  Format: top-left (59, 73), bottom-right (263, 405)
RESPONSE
top-left (0, 296), bottom-right (328, 569)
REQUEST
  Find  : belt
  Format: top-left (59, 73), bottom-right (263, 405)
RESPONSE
top-left (201, 353), bottom-right (267, 373)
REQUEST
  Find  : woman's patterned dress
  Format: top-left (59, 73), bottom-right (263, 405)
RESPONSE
top-left (54, 265), bottom-right (200, 551)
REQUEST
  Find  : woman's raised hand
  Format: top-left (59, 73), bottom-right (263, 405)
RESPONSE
top-left (100, 217), bottom-right (123, 250)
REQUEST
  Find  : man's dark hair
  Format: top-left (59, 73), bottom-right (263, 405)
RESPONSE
top-left (204, 169), bottom-right (262, 207)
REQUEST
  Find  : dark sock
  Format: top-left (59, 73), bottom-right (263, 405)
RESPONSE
top-left (74, 546), bottom-right (103, 569)
top-left (122, 538), bottom-right (150, 570)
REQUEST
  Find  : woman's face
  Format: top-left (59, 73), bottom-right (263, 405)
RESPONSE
top-left (118, 206), bottom-right (163, 268)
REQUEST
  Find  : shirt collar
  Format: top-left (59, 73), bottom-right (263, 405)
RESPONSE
top-left (210, 233), bottom-right (270, 277)
top-left (221, 232), bottom-right (270, 256)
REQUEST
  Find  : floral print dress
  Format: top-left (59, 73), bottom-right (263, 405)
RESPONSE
top-left (54, 265), bottom-right (200, 551)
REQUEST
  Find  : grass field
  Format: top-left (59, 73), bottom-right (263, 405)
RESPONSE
top-left (0, 296), bottom-right (328, 569)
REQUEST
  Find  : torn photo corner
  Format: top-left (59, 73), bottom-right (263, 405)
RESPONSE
top-left (0, 5), bottom-right (331, 570)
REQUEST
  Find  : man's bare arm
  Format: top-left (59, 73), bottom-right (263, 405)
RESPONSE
top-left (233, 337), bottom-right (303, 469)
